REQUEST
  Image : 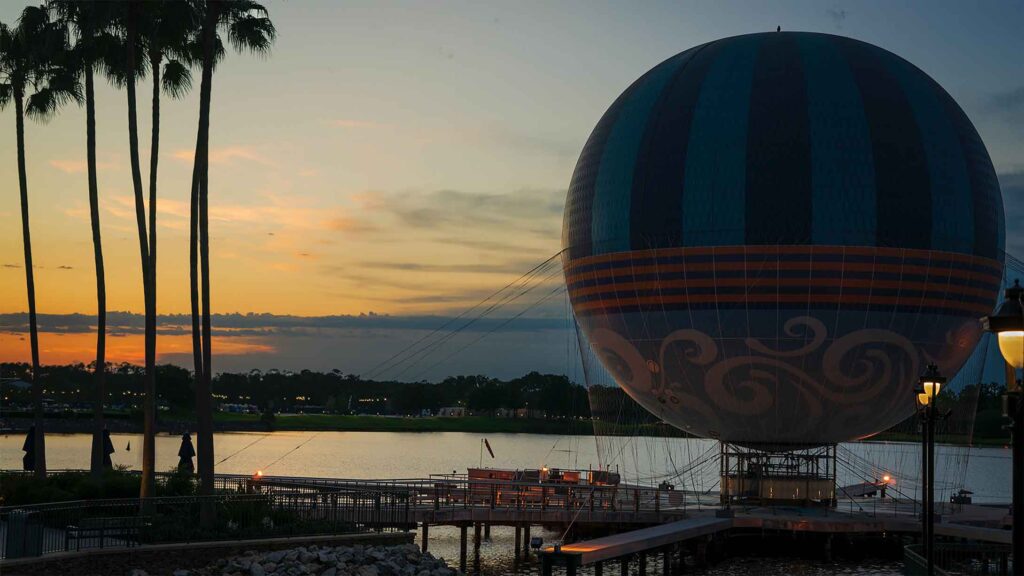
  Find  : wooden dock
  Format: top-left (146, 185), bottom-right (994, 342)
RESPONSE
top-left (539, 516), bottom-right (731, 573)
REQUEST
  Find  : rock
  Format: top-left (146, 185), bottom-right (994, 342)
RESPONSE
top-left (250, 564), bottom-right (265, 576)
top-left (130, 570), bottom-right (149, 576)
top-left (358, 565), bottom-right (379, 576)
top-left (286, 550), bottom-right (299, 562)
top-left (299, 551), bottom-right (317, 564)
top-left (174, 571), bottom-right (191, 576)
top-left (263, 563), bottom-right (277, 573)
top-left (318, 551), bottom-right (336, 564)
top-left (266, 551), bottom-right (286, 564)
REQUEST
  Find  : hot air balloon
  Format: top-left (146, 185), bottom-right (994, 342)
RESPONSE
top-left (563, 32), bottom-right (1004, 449)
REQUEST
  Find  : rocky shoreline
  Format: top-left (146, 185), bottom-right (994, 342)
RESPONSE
top-left (130, 544), bottom-right (459, 576)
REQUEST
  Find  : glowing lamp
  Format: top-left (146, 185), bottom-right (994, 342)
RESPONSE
top-left (981, 279), bottom-right (1024, 371)
top-left (882, 474), bottom-right (891, 483)
top-left (254, 470), bottom-right (263, 479)
top-left (917, 364), bottom-right (945, 403)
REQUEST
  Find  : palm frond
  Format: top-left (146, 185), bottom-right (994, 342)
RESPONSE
top-left (227, 14), bottom-right (276, 57)
top-left (0, 82), bottom-right (12, 110)
top-left (162, 58), bottom-right (191, 99)
top-left (26, 77), bottom-right (80, 121)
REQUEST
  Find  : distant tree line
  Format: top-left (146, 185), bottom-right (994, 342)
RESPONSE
top-left (0, 362), bottom-right (593, 419)
top-left (1, 362), bottom-right (1011, 440)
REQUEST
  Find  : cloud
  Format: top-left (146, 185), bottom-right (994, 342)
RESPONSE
top-left (323, 216), bottom-right (376, 233)
top-left (482, 126), bottom-right (578, 160)
top-left (358, 188), bottom-right (564, 234)
top-left (331, 119), bottom-right (383, 129)
top-left (359, 259), bottom-right (549, 275)
top-left (48, 159), bottom-right (118, 174)
top-left (56, 265), bottom-right (74, 270)
top-left (0, 311), bottom-right (565, 336)
top-left (989, 86), bottom-right (1024, 114)
top-left (172, 145), bottom-right (275, 167)
top-left (2, 263), bottom-right (20, 269)
top-left (826, 8), bottom-right (847, 29)
top-left (1000, 171), bottom-right (1024, 257)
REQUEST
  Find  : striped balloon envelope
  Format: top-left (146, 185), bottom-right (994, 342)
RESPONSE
top-left (563, 32), bottom-right (1005, 447)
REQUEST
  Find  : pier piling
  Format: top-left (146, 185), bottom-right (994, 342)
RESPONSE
top-left (620, 555), bottom-right (629, 576)
top-left (524, 525), bottom-right (531, 560)
top-left (638, 552), bottom-right (646, 576)
top-left (514, 525), bottom-right (522, 559)
top-left (459, 525), bottom-right (468, 574)
top-left (421, 523), bottom-right (428, 553)
top-left (474, 523), bottom-right (482, 573)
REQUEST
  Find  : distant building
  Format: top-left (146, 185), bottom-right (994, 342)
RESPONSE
top-left (220, 403), bottom-right (259, 414)
top-left (515, 408), bottom-right (546, 419)
top-left (438, 407), bottom-right (466, 417)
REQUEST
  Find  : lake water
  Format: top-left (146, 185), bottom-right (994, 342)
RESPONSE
top-left (0, 431), bottom-right (1010, 503)
top-left (0, 431), bottom-right (1011, 576)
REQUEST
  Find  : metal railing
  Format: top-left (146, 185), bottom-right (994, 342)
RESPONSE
top-left (904, 543), bottom-right (1013, 576)
top-left (221, 473), bottom-right (688, 519)
top-left (0, 487), bottom-right (409, 560)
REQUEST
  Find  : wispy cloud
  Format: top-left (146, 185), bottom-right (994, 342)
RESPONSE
top-left (48, 158), bottom-right (118, 174)
top-left (359, 259), bottom-right (548, 275)
top-left (826, 8), bottom-right (847, 29)
top-left (331, 119), bottom-right (383, 129)
top-left (989, 86), bottom-right (1024, 114)
top-left (356, 188), bottom-right (564, 233)
top-left (1000, 171), bottom-right (1024, 257)
top-left (172, 145), bottom-right (275, 167)
top-left (0, 311), bottom-right (564, 336)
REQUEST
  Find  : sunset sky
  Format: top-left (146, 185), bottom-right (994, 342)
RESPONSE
top-left (1, 0), bottom-right (1022, 379)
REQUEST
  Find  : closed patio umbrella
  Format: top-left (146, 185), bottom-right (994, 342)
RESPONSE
top-left (102, 429), bottom-right (115, 468)
top-left (178, 432), bottom-right (196, 473)
top-left (21, 426), bottom-right (35, 471)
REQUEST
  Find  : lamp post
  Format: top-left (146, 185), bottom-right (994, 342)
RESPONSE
top-left (916, 363), bottom-right (945, 576)
top-left (981, 278), bottom-right (1024, 571)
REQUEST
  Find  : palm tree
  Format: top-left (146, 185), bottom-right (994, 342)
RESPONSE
top-left (138, 7), bottom-right (197, 482)
top-left (112, 0), bottom-right (198, 498)
top-left (0, 6), bottom-right (80, 480)
top-left (49, 0), bottom-right (120, 479)
top-left (190, 0), bottom-right (275, 497)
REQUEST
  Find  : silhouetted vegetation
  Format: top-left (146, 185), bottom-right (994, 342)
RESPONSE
top-left (0, 362), bottom-right (1011, 443)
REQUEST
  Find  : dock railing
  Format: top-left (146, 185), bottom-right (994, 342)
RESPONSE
top-left (903, 542), bottom-right (1012, 576)
top-left (0, 487), bottom-right (409, 560)
top-left (221, 473), bottom-right (688, 517)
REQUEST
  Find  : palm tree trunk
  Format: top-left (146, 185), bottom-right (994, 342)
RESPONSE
top-left (86, 65), bottom-right (107, 478)
top-left (146, 51), bottom-right (160, 477)
top-left (15, 91), bottom-right (46, 479)
top-left (192, 0), bottom-right (219, 500)
top-left (126, 5), bottom-right (155, 500)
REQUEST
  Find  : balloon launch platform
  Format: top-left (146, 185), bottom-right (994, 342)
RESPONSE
top-left (231, 470), bottom-right (1015, 575)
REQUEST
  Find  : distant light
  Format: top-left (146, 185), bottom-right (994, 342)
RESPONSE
top-left (255, 470), bottom-right (263, 479)
top-left (882, 474), bottom-right (891, 483)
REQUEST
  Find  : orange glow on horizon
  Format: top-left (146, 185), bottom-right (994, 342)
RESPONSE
top-left (0, 331), bottom-right (274, 366)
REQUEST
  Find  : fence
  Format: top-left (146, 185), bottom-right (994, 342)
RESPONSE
top-left (904, 543), bottom-right (1013, 576)
top-left (224, 472), bottom-right (688, 518)
top-left (0, 487), bottom-right (409, 560)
